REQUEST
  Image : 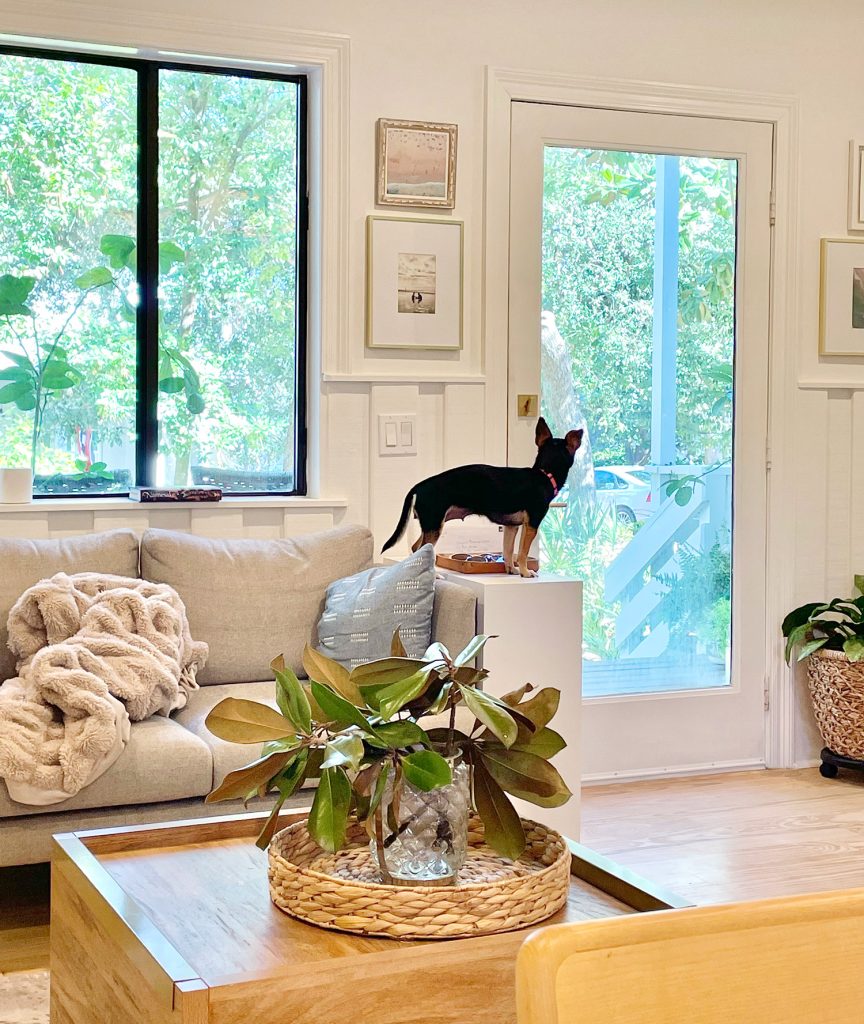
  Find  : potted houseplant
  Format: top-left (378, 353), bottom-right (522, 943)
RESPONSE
top-left (204, 631), bottom-right (571, 885)
top-left (782, 579), bottom-right (864, 772)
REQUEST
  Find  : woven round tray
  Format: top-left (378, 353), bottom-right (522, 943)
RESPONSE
top-left (268, 815), bottom-right (571, 939)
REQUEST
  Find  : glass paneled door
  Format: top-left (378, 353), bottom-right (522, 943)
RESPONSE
top-left (508, 103), bottom-right (773, 777)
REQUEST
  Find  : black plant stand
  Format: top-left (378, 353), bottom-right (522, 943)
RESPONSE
top-left (819, 746), bottom-right (864, 779)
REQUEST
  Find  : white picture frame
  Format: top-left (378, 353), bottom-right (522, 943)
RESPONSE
top-left (376, 119), bottom-right (457, 209)
top-left (819, 237), bottom-right (864, 356)
top-left (849, 140), bottom-right (864, 232)
top-left (366, 216), bottom-right (463, 350)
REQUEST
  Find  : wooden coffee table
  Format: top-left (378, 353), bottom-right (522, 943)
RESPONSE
top-left (50, 809), bottom-right (689, 1024)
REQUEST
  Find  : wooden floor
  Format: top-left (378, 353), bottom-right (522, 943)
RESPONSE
top-left (2, 767), bottom-right (864, 973)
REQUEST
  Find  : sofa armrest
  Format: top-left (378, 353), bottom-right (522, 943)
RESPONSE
top-left (431, 577), bottom-right (477, 657)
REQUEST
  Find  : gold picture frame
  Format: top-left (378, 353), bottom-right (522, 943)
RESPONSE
top-left (376, 118), bottom-right (457, 209)
top-left (366, 215), bottom-right (463, 350)
top-left (819, 237), bottom-right (864, 357)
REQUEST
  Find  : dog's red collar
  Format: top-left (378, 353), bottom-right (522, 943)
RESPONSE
top-left (540, 470), bottom-right (559, 497)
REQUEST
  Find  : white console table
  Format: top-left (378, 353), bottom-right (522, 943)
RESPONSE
top-left (436, 569), bottom-right (583, 839)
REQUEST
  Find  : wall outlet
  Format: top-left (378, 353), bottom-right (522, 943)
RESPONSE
top-left (378, 414), bottom-right (417, 456)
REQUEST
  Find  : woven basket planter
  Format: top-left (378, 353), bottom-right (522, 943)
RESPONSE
top-left (267, 815), bottom-right (570, 940)
top-left (807, 647), bottom-right (864, 759)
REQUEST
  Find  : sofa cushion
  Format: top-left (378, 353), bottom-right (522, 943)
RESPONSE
top-left (172, 680), bottom-right (279, 787)
top-left (0, 715), bottom-right (212, 818)
top-left (318, 545), bottom-right (436, 668)
top-left (431, 577), bottom-right (478, 663)
top-left (0, 529), bottom-right (140, 684)
top-left (140, 525), bottom-right (374, 684)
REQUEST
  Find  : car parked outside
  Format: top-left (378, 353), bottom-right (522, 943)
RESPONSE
top-left (594, 465), bottom-right (653, 525)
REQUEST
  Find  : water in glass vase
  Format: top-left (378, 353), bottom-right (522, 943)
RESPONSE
top-left (371, 755), bottom-right (470, 886)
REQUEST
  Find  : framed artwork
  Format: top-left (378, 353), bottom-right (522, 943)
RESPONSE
top-left (849, 140), bottom-right (864, 231)
top-left (376, 118), bottom-right (457, 209)
top-left (366, 215), bottom-right (463, 350)
top-left (819, 237), bottom-right (864, 356)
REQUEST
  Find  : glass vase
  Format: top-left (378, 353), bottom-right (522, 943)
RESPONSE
top-left (371, 754), bottom-right (470, 886)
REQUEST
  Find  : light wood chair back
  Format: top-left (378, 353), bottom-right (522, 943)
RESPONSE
top-left (516, 886), bottom-right (864, 1024)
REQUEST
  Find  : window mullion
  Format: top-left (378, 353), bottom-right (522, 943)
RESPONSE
top-left (136, 62), bottom-right (160, 487)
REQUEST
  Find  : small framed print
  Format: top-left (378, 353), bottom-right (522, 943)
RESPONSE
top-left (376, 118), bottom-right (457, 209)
top-left (819, 237), bottom-right (864, 356)
top-left (366, 215), bottom-right (463, 350)
top-left (849, 140), bottom-right (864, 231)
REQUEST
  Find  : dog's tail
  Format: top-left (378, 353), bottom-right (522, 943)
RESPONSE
top-left (382, 489), bottom-right (416, 552)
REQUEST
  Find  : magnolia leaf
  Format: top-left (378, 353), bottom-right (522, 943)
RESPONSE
top-left (308, 766), bottom-right (351, 853)
top-left (310, 679), bottom-right (374, 732)
top-left (513, 687), bottom-right (560, 731)
top-left (321, 733), bottom-right (365, 771)
top-left (472, 756), bottom-right (525, 860)
top-left (458, 684), bottom-right (518, 748)
top-left (401, 750), bottom-right (452, 791)
top-left (350, 656), bottom-right (429, 688)
top-left (426, 680), bottom-right (453, 715)
top-left (846, 636), bottom-right (864, 663)
top-left (855, 575), bottom-right (864, 598)
top-left (74, 266), bottom-right (113, 289)
top-left (274, 667), bottom-right (312, 734)
top-left (454, 634), bottom-right (494, 668)
top-left (353, 762), bottom-right (379, 797)
top-left (368, 761), bottom-right (391, 817)
top-left (367, 720), bottom-right (427, 749)
top-left (511, 726), bottom-right (566, 759)
top-left (424, 641), bottom-right (451, 663)
top-left (452, 666), bottom-right (489, 687)
top-left (205, 748), bottom-right (295, 802)
top-left (501, 682), bottom-right (534, 707)
top-left (481, 748), bottom-right (572, 808)
top-left (390, 628), bottom-right (408, 657)
top-left (205, 697), bottom-right (296, 744)
top-left (255, 794), bottom-right (287, 851)
top-left (303, 645), bottom-right (361, 704)
top-left (377, 664), bottom-right (439, 721)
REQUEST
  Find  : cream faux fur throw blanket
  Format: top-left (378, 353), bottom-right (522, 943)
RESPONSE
top-left (0, 573), bottom-right (208, 806)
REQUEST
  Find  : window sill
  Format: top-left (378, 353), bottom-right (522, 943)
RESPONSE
top-left (0, 496), bottom-right (348, 514)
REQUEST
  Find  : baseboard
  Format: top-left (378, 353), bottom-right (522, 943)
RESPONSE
top-left (582, 757), bottom-right (766, 786)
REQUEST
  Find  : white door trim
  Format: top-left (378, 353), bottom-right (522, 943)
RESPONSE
top-left (483, 66), bottom-right (800, 768)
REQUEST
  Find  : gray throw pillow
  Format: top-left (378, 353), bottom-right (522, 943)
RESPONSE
top-left (317, 544), bottom-right (436, 668)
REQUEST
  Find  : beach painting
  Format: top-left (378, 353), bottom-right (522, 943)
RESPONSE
top-left (397, 252), bottom-right (436, 314)
top-left (377, 119), bottom-right (457, 208)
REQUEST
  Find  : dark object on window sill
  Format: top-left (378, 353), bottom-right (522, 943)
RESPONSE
top-left (130, 487), bottom-right (222, 503)
top-left (35, 469), bottom-right (131, 495)
top-left (192, 465), bottom-right (294, 493)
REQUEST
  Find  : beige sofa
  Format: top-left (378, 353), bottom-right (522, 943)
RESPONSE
top-left (0, 525), bottom-right (476, 866)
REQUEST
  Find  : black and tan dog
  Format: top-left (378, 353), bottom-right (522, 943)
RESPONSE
top-left (382, 417), bottom-right (583, 577)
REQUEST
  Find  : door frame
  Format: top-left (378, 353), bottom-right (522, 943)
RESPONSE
top-left (482, 67), bottom-right (800, 769)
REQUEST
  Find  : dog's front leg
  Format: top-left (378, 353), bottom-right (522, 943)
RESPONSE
top-left (516, 525), bottom-right (538, 578)
top-left (502, 525), bottom-right (518, 574)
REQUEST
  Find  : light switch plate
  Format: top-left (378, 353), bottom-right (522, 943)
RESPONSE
top-left (378, 414), bottom-right (417, 455)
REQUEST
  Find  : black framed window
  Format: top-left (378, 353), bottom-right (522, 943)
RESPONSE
top-left (0, 47), bottom-right (307, 497)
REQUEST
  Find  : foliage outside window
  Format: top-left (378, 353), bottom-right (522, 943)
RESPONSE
top-left (0, 49), bottom-right (306, 497)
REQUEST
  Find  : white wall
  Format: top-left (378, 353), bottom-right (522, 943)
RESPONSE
top-left (3, 0), bottom-right (864, 763)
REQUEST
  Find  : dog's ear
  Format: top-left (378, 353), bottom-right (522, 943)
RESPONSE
top-left (565, 429), bottom-right (583, 455)
top-left (535, 417), bottom-right (552, 447)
